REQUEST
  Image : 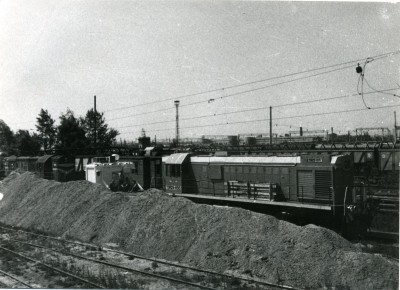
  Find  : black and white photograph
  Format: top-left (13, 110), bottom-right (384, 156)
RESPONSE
top-left (0, 1), bottom-right (399, 289)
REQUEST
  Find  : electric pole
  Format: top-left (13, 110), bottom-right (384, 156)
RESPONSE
top-left (94, 95), bottom-right (97, 148)
top-left (175, 100), bottom-right (180, 147)
top-left (395, 111), bottom-right (398, 143)
top-left (269, 106), bottom-right (272, 145)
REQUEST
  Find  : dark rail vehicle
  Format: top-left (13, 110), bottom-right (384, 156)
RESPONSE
top-left (124, 156), bottom-right (163, 189)
top-left (118, 147), bottom-right (164, 189)
top-left (162, 153), bottom-right (353, 212)
top-left (3, 155), bottom-right (87, 182)
top-left (0, 154), bottom-right (5, 178)
top-left (3, 155), bottom-right (18, 176)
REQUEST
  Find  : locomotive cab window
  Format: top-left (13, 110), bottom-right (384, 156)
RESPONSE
top-left (175, 165), bottom-right (181, 177)
top-left (167, 164), bottom-right (181, 177)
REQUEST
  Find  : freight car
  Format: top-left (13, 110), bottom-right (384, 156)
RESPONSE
top-left (2, 154), bottom-right (88, 182)
top-left (162, 153), bottom-right (354, 210)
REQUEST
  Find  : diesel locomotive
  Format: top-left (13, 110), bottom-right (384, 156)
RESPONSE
top-left (162, 153), bottom-right (354, 210)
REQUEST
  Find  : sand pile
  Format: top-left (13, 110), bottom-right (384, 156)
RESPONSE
top-left (0, 172), bottom-right (398, 289)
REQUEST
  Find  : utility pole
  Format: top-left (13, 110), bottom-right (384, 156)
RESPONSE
top-left (269, 106), bottom-right (272, 145)
top-left (94, 95), bottom-right (97, 148)
top-left (175, 100), bottom-right (180, 147)
top-left (394, 111), bottom-right (398, 143)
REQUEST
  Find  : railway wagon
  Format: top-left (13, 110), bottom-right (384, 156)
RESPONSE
top-left (37, 155), bottom-right (53, 180)
top-left (16, 156), bottom-right (39, 173)
top-left (378, 147), bottom-right (400, 171)
top-left (52, 155), bottom-right (77, 182)
top-left (163, 153), bottom-right (353, 207)
top-left (3, 155), bottom-right (18, 176)
top-left (123, 156), bottom-right (163, 190)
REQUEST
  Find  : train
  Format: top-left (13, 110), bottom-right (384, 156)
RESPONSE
top-left (1, 144), bottom-right (398, 234)
top-left (1, 154), bottom-right (93, 182)
top-left (162, 153), bottom-right (353, 206)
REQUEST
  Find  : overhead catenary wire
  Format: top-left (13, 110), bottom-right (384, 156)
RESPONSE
top-left (114, 88), bottom-right (398, 130)
top-left (104, 50), bottom-right (400, 114)
top-left (363, 77), bottom-right (400, 99)
top-left (356, 57), bottom-right (374, 109)
top-left (118, 104), bottom-right (400, 136)
top-left (108, 63), bottom-right (356, 122)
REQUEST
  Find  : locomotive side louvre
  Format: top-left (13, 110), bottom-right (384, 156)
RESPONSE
top-left (296, 154), bottom-right (353, 205)
top-left (296, 154), bottom-right (334, 203)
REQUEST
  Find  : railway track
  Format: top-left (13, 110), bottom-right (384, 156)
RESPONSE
top-left (0, 225), bottom-right (297, 289)
top-left (0, 244), bottom-right (101, 288)
top-left (0, 268), bottom-right (33, 288)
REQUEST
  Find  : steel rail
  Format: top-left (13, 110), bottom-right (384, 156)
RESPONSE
top-left (6, 238), bottom-right (219, 290)
top-left (0, 225), bottom-right (297, 289)
top-left (0, 268), bottom-right (33, 288)
top-left (0, 245), bottom-right (104, 289)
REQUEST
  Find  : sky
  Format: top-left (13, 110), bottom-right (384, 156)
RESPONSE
top-left (0, 1), bottom-right (399, 142)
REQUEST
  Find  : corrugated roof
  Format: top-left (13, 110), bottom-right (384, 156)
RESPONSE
top-left (164, 153), bottom-right (190, 164)
top-left (191, 156), bottom-right (301, 164)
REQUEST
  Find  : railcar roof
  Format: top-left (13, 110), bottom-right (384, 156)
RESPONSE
top-left (37, 155), bottom-right (53, 163)
top-left (163, 153), bottom-right (190, 164)
top-left (190, 156), bottom-right (301, 164)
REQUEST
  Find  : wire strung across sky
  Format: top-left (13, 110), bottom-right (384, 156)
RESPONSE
top-left (118, 104), bottom-right (400, 136)
top-left (104, 49), bottom-right (400, 114)
top-left (107, 64), bottom-right (355, 121)
top-left (115, 88), bottom-right (399, 130)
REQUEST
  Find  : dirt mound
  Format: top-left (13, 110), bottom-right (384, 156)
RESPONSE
top-left (0, 172), bottom-right (398, 289)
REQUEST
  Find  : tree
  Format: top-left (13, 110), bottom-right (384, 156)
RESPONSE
top-left (56, 109), bottom-right (87, 152)
top-left (36, 109), bottom-right (57, 150)
top-left (0, 119), bottom-right (15, 154)
top-left (14, 130), bottom-right (41, 155)
top-left (80, 109), bottom-right (119, 148)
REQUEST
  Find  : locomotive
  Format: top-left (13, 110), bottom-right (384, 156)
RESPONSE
top-left (162, 153), bottom-right (354, 210)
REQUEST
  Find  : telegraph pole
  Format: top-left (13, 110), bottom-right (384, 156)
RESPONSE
top-left (94, 95), bottom-right (97, 148)
top-left (394, 111), bottom-right (397, 143)
top-left (269, 106), bottom-right (272, 145)
top-left (175, 100), bottom-right (180, 147)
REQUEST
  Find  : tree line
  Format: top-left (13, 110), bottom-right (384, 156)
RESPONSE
top-left (0, 108), bottom-right (119, 155)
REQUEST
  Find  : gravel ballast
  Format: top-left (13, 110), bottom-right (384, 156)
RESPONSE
top-left (0, 172), bottom-right (398, 289)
